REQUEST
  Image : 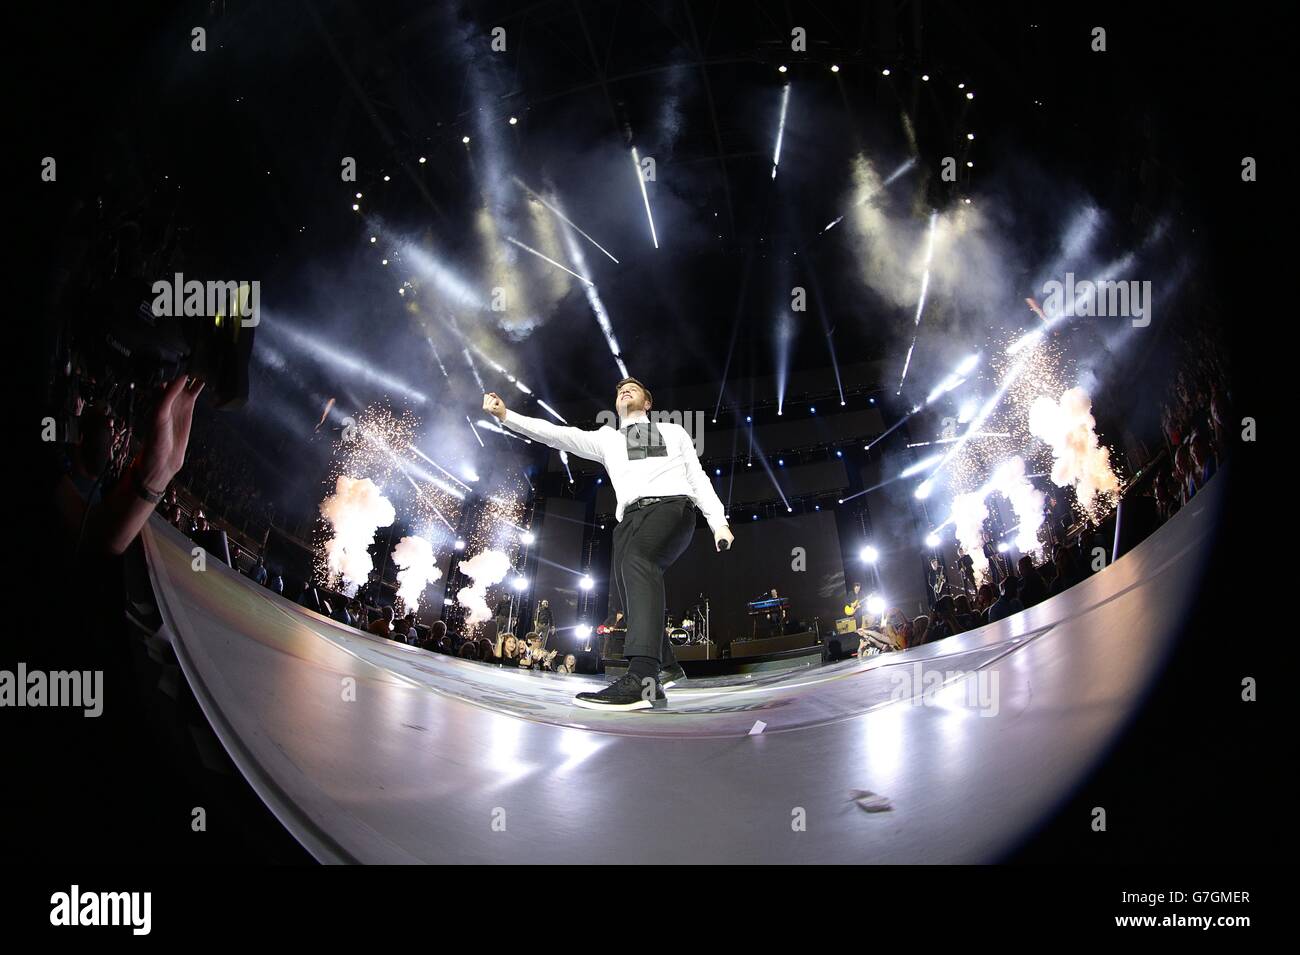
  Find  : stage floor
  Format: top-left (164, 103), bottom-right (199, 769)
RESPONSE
top-left (142, 476), bottom-right (1222, 863)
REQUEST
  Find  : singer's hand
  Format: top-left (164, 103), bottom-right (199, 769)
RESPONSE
top-left (482, 392), bottom-right (507, 421)
top-left (714, 526), bottom-right (735, 552)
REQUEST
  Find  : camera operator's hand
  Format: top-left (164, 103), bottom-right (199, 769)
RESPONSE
top-left (482, 392), bottom-right (507, 422)
top-left (59, 374), bottom-right (207, 557)
top-left (138, 375), bottom-right (205, 490)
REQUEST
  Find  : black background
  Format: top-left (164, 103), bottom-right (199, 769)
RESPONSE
top-left (6, 0), bottom-right (1287, 900)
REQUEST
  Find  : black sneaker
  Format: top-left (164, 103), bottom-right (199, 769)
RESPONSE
top-left (572, 673), bottom-right (665, 711)
top-left (658, 662), bottom-right (687, 689)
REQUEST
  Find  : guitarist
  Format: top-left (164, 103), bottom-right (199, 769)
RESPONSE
top-left (844, 581), bottom-right (867, 627)
top-left (955, 544), bottom-right (977, 596)
top-left (927, 555), bottom-right (950, 609)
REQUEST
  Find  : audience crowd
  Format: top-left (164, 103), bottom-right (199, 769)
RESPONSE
top-left (142, 312), bottom-right (1233, 671)
top-left (1153, 327), bottom-right (1229, 522)
top-left (858, 328), bottom-right (1230, 657)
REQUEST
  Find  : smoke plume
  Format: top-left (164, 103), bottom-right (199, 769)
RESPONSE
top-left (455, 549), bottom-right (512, 625)
top-left (1029, 388), bottom-right (1120, 519)
top-left (319, 475), bottom-right (396, 595)
top-left (989, 456), bottom-right (1046, 555)
top-left (392, 535), bottom-right (442, 614)
top-left (951, 490), bottom-right (990, 573)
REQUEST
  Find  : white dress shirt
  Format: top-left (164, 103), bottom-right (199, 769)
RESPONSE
top-left (502, 409), bottom-right (729, 533)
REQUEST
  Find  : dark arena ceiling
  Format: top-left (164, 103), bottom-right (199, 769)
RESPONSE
top-left (30, 1), bottom-right (1273, 406)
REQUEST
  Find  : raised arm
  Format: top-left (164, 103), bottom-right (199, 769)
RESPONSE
top-left (483, 393), bottom-right (605, 463)
top-left (61, 375), bottom-right (205, 557)
top-left (675, 426), bottom-right (734, 550)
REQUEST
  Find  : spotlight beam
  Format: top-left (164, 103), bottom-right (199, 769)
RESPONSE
top-left (408, 445), bottom-right (474, 493)
top-left (864, 407), bottom-right (920, 451)
top-left (399, 470), bottom-right (457, 533)
top-left (771, 83), bottom-right (790, 179)
top-left (535, 399), bottom-right (569, 425)
top-left (839, 469), bottom-right (917, 503)
top-left (556, 207), bottom-right (628, 378)
top-left (430, 312), bottom-right (552, 412)
top-left (476, 418), bottom-right (531, 442)
top-left (266, 319), bottom-right (429, 405)
top-left (896, 210), bottom-right (939, 394)
top-left (713, 251), bottom-right (754, 422)
top-left (818, 158), bottom-right (916, 235)
top-left (918, 348), bottom-right (1037, 488)
top-left (805, 260), bottom-right (845, 407)
top-left (1008, 252), bottom-right (1138, 355)
top-left (630, 147), bottom-right (659, 249)
top-left (427, 339), bottom-right (450, 379)
top-left (504, 235), bottom-right (594, 287)
top-left (748, 436), bottom-right (792, 513)
top-left (397, 240), bottom-right (487, 310)
top-left (906, 432), bottom-right (1010, 448)
top-left (512, 176), bottom-right (619, 264)
top-left (461, 347), bottom-right (486, 392)
top-left (529, 554), bottom-right (587, 577)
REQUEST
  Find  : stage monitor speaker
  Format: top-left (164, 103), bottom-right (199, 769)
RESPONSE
top-left (729, 630), bottom-right (819, 658)
top-left (601, 633), bottom-right (626, 659)
top-left (823, 634), bottom-right (857, 661)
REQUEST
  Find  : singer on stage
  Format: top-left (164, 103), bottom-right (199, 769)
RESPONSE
top-left (483, 378), bottom-right (734, 711)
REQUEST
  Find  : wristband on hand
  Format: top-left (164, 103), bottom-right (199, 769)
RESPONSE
top-left (134, 471), bottom-right (166, 505)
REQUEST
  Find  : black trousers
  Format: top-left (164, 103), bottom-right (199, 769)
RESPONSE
top-left (612, 496), bottom-right (698, 664)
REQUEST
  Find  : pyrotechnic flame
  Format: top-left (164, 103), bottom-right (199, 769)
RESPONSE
top-left (1029, 388), bottom-right (1120, 520)
top-left (456, 549), bottom-right (512, 626)
top-left (392, 535), bottom-right (442, 613)
top-left (951, 491), bottom-right (991, 572)
top-left (990, 456), bottom-right (1046, 555)
top-left (319, 475), bottom-right (395, 595)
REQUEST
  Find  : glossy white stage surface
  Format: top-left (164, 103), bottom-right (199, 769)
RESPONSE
top-left (142, 477), bottom-right (1222, 863)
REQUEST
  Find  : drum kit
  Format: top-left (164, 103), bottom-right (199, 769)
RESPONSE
top-left (664, 599), bottom-right (711, 649)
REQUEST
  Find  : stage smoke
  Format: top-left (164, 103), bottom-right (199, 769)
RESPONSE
top-left (393, 535), bottom-right (442, 613)
top-left (951, 490), bottom-right (990, 573)
top-left (456, 549), bottom-right (512, 625)
top-left (990, 456), bottom-right (1046, 555)
top-left (1029, 388), bottom-right (1120, 519)
top-left (319, 476), bottom-right (396, 595)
